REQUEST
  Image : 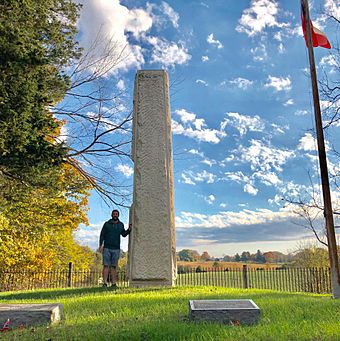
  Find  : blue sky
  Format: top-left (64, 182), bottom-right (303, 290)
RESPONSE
top-left (72, 0), bottom-right (340, 257)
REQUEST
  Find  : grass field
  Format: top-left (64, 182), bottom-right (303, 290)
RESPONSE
top-left (1, 286), bottom-right (339, 340)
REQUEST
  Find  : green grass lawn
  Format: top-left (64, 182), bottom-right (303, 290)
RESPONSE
top-left (0, 286), bottom-right (339, 340)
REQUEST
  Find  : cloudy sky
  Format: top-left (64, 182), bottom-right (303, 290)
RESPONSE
top-left (72, 0), bottom-right (340, 257)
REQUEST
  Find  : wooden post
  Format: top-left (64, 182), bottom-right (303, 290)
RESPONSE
top-left (67, 262), bottom-right (72, 288)
top-left (301, 0), bottom-right (340, 299)
top-left (243, 265), bottom-right (249, 289)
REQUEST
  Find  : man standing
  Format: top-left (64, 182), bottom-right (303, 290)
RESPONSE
top-left (99, 209), bottom-right (131, 288)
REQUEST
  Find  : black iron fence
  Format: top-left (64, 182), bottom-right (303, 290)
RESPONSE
top-left (176, 265), bottom-right (332, 294)
top-left (0, 264), bottom-right (332, 294)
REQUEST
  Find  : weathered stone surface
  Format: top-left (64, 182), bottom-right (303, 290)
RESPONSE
top-left (189, 299), bottom-right (260, 325)
top-left (0, 303), bottom-right (62, 328)
top-left (128, 70), bottom-right (176, 287)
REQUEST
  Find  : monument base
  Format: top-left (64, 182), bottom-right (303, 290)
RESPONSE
top-left (129, 279), bottom-right (174, 287)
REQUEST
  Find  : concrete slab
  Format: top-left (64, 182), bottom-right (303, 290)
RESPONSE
top-left (0, 303), bottom-right (62, 329)
top-left (189, 299), bottom-right (260, 325)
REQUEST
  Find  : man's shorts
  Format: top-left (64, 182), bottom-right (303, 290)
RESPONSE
top-left (102, 248), bottom-right (120, 267)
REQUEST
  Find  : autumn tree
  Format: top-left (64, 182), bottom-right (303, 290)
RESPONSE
top-left (0, 163), bottom-right (95, 271)
top-left (200, 251), bottom-right (211, 261)
top-left (292, 242), bottom-right (329, 267)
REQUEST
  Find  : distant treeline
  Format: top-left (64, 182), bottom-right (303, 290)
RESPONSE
top-left (177, 248), bottom-right (330, 266)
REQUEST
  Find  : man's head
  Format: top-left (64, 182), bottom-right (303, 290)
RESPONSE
top-left (111, 209), bottom-right (119, 222)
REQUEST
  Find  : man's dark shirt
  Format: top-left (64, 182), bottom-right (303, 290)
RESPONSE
top-left (99, 219), bottom-right (130, 250)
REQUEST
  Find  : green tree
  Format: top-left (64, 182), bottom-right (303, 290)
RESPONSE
top-left (234, 253), bottom-right (241, 262)
top-left (177, 249), bottom-right (200, 262)
top-left (241, 251), bottom-right (251, 262)
top-left (0, 0), bottom-right (81, 187)
top-left (254, 250), bottom-right (265, 263)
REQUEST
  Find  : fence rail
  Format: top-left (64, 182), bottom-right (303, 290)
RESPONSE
top-left (0, 265), bottom-right (332, 294)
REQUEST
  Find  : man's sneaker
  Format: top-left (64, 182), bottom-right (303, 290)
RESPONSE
top-left (111, 283), bottom-right (117, 289)
top-left (102, 283), bottom-right (108, 288)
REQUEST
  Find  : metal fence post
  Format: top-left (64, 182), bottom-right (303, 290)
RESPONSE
top-left (67, 262), bottom-right (72, 288)
top-left (243, 264), bottom-right (248, 289)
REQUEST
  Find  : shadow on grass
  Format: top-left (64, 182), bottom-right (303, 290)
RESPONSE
top-left (0, 286), bottom-right (175, 301)
top-left (0, 285), bottom-right (330, 302)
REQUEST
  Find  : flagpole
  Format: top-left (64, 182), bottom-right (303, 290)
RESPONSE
top-left (302, 0), bottom-right (340, 298)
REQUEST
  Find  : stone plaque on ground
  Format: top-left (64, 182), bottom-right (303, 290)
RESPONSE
top-left (128, 70), bottom-right (176, 287)
top-left (189, 299), bottom-right (260, 325)
top-left (0, 303), bottom-right (62, 329)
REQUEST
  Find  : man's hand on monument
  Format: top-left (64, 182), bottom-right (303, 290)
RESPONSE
top-left (129, 223), bottom-right (132, 230)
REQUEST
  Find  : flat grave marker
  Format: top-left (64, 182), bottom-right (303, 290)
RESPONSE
top-left (0, 303), bottom-right (62, 329)
top-left (189, 299), bottom-right (260, 325)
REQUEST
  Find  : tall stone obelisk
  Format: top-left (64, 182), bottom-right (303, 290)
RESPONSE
top-left (128, 70), bottom-right (176, 287)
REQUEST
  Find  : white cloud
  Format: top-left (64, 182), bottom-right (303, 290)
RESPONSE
top-left (161, 2), bottom-right (179, 28)
top-left (117, 79), bottom-right (125, 91)
top-left (224, 171), bottom-right (250, 185)
top-left (236, 0), bottom-right (288, 37)
top-left (172, 109), bottom-right (226, 144)
top-left (221, 112), bottom-right (265, 137)
top-left (187, 149), bottom-right (216, 167)
top-left (244, 183), bottom-right (258, 196)
top-left (77, 1), bottom-right (189, 73)
top-left (297, 133), bottom-right (330, 153)
top-left (77, 0), bottom-right (152, 73)
top-left (223, 171), bottom-right (258, 196)
top-left (278, 43), bottom-right (285, 54)
top-left (253, 171), bottom-right (282, 186)
top-left (146, 36), bottom-right (191, 67)
top-left (205, 194), bottom-right (216, 205)
top-left (201, 55), bottom-right (209, 62)
top-left (294, 109), bottom-right (308, 116)
top-left (283, 99), bottom-right (294, 106)
top-left (175, 109), bottom-right (196, 123)
top-left (228, 77), bottom-right (254, 89)
top-left (115, 163), bottom-right (134, 177)
top-left (237, 139), bottom-right (295, 173)
top-left (74, 223), bottom-right (103, 250)
top-left (320, 55), bottom-right (337, 69)
top-left (181, 170), bottom-right (217, 185)
top-left (265, 75), bottom-right (292, 91)
top-left (324, 0), bottom-right (340, 20)
top-left (201, 158), bottom-right (216, 167)
top-left (196, 79), bottom-right (208, 86)
top-left (207, 33), bottom-right (223, 49)
top-left (298, 133), bottom-right (316, 151)
top-left (175, 206), bottom-right (300, 230)
top-left (250, 43), bottom-right (268, 62)
top-left (220, 203), bottom-right (227, 208)
top-left (181, 173), bottom-right (196, 185)
top-left (188, 149), bottom-right (204, 157)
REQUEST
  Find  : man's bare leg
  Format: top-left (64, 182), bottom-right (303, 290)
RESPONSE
top-left (103, 265), bottom-right (109, 285)
top-left (111, 266), bottom-right (117, 286)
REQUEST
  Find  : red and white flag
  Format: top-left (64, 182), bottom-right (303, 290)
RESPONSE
top-left (301, 1), bottom-right (331, 49)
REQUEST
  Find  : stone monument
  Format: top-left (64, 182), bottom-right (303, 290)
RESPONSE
top-left (128, 70), bottom-right (176, 287)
